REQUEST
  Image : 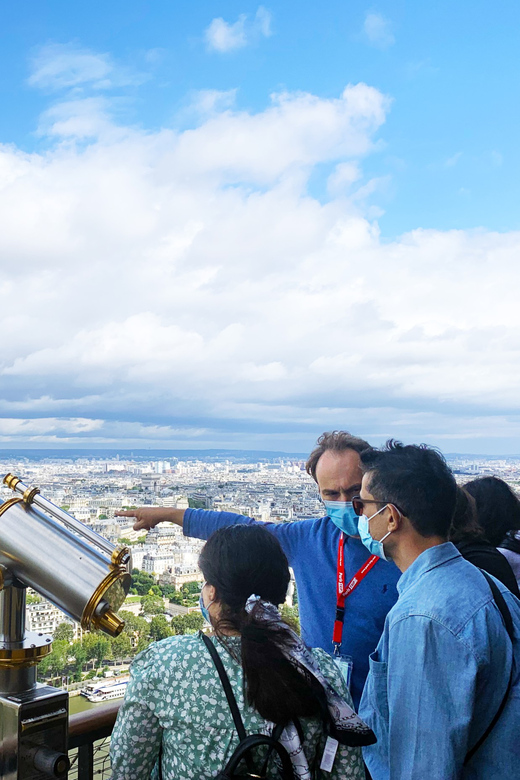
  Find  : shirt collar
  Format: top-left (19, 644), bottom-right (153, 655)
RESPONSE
top-left (396, 542), bottom-right (462, 595)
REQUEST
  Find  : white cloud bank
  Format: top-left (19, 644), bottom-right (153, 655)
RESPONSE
top-left (205, 7), bottom-right (272, 53)
top-left (1, 77), bottom-right (520, 451)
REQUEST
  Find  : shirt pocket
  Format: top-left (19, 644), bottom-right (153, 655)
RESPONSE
top-left (366, 650), bottom-right (389, 721)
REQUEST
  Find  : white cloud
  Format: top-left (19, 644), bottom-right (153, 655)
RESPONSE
top-left (187, 89), bottom-right (238, 117)
top-left (205, 6), bottom-right (272, 53)
top-left (363, 13), bottom-right (395, 49)
top-left (254, 6), bottom-right (272, 38)
top-left (0, 417), bottom-right (206, 444)
top-left (0, 418), bottom-right (103, 436)
top-left (1, 79), bottom-right (520, 451)
top-left (444, 152), bottom-right (462, 168)
top-left (327, 162), bottom-right (362, 196)
top-left (28, 42), bottom-right (147, 93)
top-left (36, 97), bottom-right (117, 139)
top-left (29, 43), bottom-right (112, 90)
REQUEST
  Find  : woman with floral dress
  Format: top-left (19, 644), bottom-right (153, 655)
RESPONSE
top-left (110, 524), bottom-right (367, 780)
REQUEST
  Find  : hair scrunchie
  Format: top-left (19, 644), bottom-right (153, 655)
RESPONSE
top-left (245, 594), bottom-right (280, 618)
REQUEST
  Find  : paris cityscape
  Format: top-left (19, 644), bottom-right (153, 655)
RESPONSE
top-left (2, 448), bottom-right (519, 651)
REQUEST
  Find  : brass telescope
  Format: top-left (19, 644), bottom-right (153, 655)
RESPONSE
top-left (1, 474), bottom-right (131, 637)
top-left (0, 474), bottom-right (132, 780)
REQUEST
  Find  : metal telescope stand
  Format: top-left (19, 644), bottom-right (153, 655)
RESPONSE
top-left (0, 577), bottom-right (70, 780)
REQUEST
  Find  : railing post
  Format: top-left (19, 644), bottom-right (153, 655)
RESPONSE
top-left (68, 700), bottom-right (121, 780)
top-left (77, 743), bottom-right (94, 780)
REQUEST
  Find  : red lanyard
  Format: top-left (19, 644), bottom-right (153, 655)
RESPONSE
top-left (332, 532), bottom-right (379, 651)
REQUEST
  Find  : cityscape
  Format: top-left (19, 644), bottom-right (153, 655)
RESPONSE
top-left (2, 449), bottom-right (519, 645)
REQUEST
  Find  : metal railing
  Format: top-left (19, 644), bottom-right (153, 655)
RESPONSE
top-left (68, 702), bottom-right (120, 780)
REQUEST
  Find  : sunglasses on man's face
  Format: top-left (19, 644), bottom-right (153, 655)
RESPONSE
top-left (351, 496), bottom-right (405, 517)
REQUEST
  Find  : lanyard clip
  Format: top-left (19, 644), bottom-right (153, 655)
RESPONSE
top-left (333, 642), bottom-right (341, 656)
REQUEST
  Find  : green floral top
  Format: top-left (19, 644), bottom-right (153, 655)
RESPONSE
top-left (110, 633), bottom-right (365, 780)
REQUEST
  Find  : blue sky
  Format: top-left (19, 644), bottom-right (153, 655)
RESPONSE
top-left (1, 2), bottom-right (520, 453)
top-left (3, 1), bottom-right (520, 237)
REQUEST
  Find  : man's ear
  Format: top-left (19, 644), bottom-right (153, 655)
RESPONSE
top-left (387, 504), bottom-right (402, 531)
top-left (206, 584), bottom-right (217, 603)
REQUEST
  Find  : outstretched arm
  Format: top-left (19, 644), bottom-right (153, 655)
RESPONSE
top-left (116, 506), bottom-right (302, 563)
top-left (115, 507), bottom-right (186, 531)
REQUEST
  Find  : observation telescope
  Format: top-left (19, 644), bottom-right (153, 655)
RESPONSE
top-left (0, 474), bottom-right (132, 780)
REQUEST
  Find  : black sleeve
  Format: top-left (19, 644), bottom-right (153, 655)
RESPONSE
top-left (456, 542), bottom-right (520, 597)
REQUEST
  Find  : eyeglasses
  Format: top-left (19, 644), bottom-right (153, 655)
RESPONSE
top-left (352, 496), bottom-right (405, 517)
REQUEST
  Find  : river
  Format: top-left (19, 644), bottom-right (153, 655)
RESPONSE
top-left (69, 692), bottom-right (124, 716)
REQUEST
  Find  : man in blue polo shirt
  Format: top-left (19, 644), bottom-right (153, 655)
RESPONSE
top-left (116, 431), bottom-right (400, 707)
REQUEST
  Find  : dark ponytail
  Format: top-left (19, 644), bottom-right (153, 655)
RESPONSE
top-left (448, 486), bottom-right (484, 544)
top-left (198, 525), bottom-right (324, 723)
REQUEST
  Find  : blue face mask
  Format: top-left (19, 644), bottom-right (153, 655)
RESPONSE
top-left (323, 500), bottom-right (360, 536)
top-left (199, 583), bottom-right (215, 624)
top-left (358, 505), bottom-right (393, 560)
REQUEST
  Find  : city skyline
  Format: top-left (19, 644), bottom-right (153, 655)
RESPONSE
top-left (1, 3), bottom-right (520, 454)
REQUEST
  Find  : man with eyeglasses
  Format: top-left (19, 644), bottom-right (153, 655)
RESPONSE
top-left (356, 441), bottom-right (520, 779)
top-left (116, 431), bottom-right (400, 708)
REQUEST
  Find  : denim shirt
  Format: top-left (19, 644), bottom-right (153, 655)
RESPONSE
top-left (359, 542), bottom-right (520, 779)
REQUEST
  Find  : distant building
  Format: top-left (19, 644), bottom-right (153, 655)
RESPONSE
top-left (158, 566), bottom-right (203, 590)
top-left (145, 526), bottom-right (183, 545)
top-left (129, 544), bottom-right (147, 570)
top-left (142, 550), bottom-right (179, 576)
top-left (26, 598), bottom-right (82, 640)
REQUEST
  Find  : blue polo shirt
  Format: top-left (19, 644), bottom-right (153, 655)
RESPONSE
top-left (184, 509), bottom-right (400, 707)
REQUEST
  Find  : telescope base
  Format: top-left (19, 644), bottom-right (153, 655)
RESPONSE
top-left (0, 685), bottom-right (69, 780)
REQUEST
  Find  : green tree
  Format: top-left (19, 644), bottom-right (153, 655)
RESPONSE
top-left (71, 640), bottom-right (87, 681)
top-left (92, 636), bottom-right (111, 667)
top-left (140, 594), bottom-right (165, 617)
top-left (98, 513), bottom-right (108, 520)
top-left (53, 622), bottom-right (74, 643)
top-left (183, 581), bottom-right (202, 595)
top-left (120, 610), bottom-right (149, 636)
top-left (158, 583), bottom-right (176, 598)
top-left (131, 569), bottom-right (157, 595)
top-left (38, 639), bottom-right (70, 681)
top-left (149, 615), bottom-right (172, 642)
top-left (81, 632), bottom-right (101, 665)
top-left (111, 632), bottom-right (133, 661)
top-left (188, 498), bottom-right (206, 509)
top-left (280, 604), bottom-right (300, 634)
top-left (170, 612), bottom-right (204, 635)
top-left (119, 610), bottom-right (151, 652)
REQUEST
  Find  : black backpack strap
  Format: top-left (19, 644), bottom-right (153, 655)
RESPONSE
top-left (200, 631), bottom-right (248, 742)
top-left (480, 571), bottom-right (515, 641)
top-left (464, 571), bottom-right (515, 765)
top-left (217, 733), bottom-right (294, 780)
top-left (201, 633), bottom-right (293, 777)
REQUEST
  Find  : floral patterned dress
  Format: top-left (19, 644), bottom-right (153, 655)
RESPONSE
top-left (110, 633), bottom-right (365, 780)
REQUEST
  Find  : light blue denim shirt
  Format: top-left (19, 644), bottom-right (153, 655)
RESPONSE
top-left (359, 542), bottom-right (520, 779)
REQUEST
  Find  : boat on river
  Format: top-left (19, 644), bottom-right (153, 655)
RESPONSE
top-left (81, 677), bottom-right (129, 702)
